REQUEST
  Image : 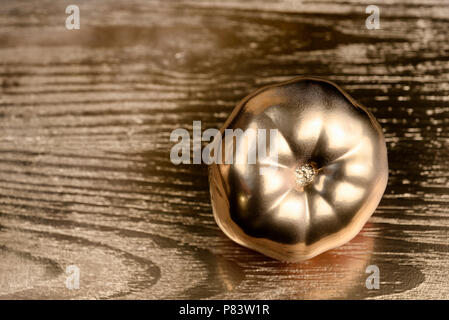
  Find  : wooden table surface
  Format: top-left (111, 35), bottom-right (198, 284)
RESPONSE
top-left (0, 0), bottom-right (448, 299)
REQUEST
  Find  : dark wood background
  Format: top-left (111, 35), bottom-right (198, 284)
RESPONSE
top-left (0, 0), bottom-right (448, 299)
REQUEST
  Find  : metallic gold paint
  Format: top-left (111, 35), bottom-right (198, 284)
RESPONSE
top-left (209, 76), bottom-right (388, 262)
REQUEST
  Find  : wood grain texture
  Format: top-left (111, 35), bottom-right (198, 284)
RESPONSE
top-left (0, 0), bottom-right (448, 299)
